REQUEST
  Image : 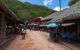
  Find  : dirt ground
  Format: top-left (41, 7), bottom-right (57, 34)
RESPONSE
top-left (3, 30), bottom-right (80, 50)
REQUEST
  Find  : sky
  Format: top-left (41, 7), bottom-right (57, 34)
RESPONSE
top-left (19, 0), bottom-right (70, 11)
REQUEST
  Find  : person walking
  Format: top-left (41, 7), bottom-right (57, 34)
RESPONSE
top-left (21, 28), bottom-right (26, 40)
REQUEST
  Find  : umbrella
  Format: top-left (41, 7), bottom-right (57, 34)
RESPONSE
top-left (47, 23), bottom-right (59, 29)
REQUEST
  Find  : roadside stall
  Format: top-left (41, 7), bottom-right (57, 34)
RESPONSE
top-left (58, 1), bottom-right (80, 42)
top-left (28, 23), bottom-right (38, 30)
top-left (39, 24), bottom-right (47, 31)
top-left (61, 13), bottom-right (80, 42)
top-left (47, 0), bottom-right (80, 42)
top-left (0, 0), bottom-right (19, 47)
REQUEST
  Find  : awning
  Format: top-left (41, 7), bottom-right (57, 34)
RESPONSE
top-left (61, 23), bottom-right (75, 26)
top-left (39, 25), bottom-right (47, 27)
top-left (28, 24), bottom-right (37, 26)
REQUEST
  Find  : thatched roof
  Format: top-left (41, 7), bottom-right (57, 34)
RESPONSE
top-left (43, 8), bottom-right (68, 21)
top-left (43, 12), bottom-right (60, 20)
top-left (0, 0), bottom-right (17, 21)
top-left (63, 13), bottom-right (80, 21)
top-left (49, 0), bottom-right (80, 23)
top-left (62, 1), bottom-right (80, 21)
top-left (48, 9), bottom-right (68, 23)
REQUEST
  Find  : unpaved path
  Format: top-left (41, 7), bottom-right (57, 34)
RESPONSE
top-left (28, 30), bottom-right (80, 50)
top-left (3, 30), bottom-right (80, 50)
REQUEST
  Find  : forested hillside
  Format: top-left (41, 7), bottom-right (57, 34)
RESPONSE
top-left (69, 0), bottom-right (79, 6)
top-left (4, 0), bottom-right (56, 22)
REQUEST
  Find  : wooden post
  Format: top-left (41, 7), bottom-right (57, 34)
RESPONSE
top-left (0, 13), bottom-right (6, 39)
top-left (0, 13), bottom-right (1, 33)
top-left (77, 23), bottom-right (80, 34)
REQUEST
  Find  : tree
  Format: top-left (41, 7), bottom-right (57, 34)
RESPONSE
top-left (69, 0), bottom-right (79, 6)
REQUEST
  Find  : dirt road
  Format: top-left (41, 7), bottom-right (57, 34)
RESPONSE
top-left (27, 30), bottom-right (80, 50)
top-left (3, 30), bottom-right (80, 50)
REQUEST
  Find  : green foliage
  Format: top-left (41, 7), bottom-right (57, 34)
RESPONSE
top-left (69, 0), bottom-right (79, 6)
top-left (23, 3), bottom-right (56, 20)
top-left (4, 0), bottom-right (56, 22)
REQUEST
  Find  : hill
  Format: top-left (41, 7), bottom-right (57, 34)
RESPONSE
top-left (4, 0), bottom-right (56, 22)
top-left (69, 0), bottom-right (79, 6)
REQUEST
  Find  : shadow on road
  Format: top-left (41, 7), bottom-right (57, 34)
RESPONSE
top-left (0, 35), bottom-right (18, 50)
top-left (48, 38), bottom-right (80, 50)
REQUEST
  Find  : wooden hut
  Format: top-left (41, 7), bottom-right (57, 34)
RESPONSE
top-left (49, 0), bottom-right (80, 23)
top-left (62, 1), bottom-right (80, 40)
top-left (0, 0), bottom-right (18, 47)
top-left (53, 0), bottom-right (80, 42)
top-left (61, 1), bottom-right (80, 33)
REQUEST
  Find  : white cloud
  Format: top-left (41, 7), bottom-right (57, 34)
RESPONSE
top-left (53, 7), bottom-right (63, 11)
top-left (53, 6), bottom-right (70, 11)
top-left (44, 0), bottom-right (53, 6)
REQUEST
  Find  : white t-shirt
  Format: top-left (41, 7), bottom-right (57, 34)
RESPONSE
top-left (22, 29), bottom-right (26, 33)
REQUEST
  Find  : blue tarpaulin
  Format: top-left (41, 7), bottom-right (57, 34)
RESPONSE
top-left (47, 23), bottom-right (59, 29)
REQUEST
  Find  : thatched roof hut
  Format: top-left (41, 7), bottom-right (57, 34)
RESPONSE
top-left (47, 9), bottom-right (67, 23)
top-left (49, 0), bottom-right (80, 23)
